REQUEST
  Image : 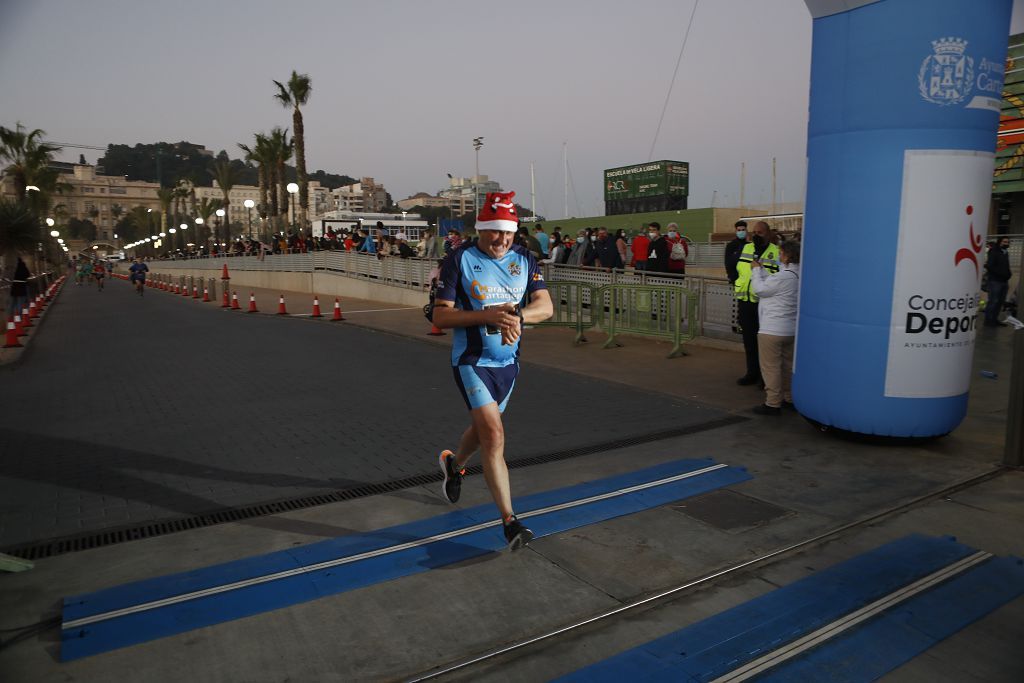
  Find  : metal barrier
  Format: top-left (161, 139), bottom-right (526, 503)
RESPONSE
top-left (600, 284), bottom-right (698, 358)
top-left (537, 281), bottom-right (599, 343)
top-left (151, 252), bottom-right (742, 341)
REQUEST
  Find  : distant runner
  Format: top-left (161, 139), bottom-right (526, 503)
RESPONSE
top-left (92, 259), bottom-right (106, 291)
top-left (432, 191), bottom-right (553, 551)
top-left (128, 257), bottom-right (148, 296)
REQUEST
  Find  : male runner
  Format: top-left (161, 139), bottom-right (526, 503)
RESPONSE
top-left (432, 191), bottom-right (553, 550)
top-left (129, 257), bottom-right (148, 295)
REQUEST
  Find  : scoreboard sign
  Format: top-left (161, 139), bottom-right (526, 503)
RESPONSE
top-left (604, 160), bottom-right (689, 201)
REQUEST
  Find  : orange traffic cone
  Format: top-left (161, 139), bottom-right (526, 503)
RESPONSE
top-left (331, 298), bottom-right (345, 321)
top-left (427, 322), bottom-right (446, 336)
top-left (222, 289), bottom-right (231, 308)
top-left (182, 283), bottom-right (190, 297)
top-left (277, 295), bottom-right (288, 315)
top-left (14, 313), bottom-right (26, 337)
top-left (311, 297), bottom-right (323, 318)
top-left (27, 301), bottom-right (37, 321)
top-left (192, 285), bottom-right (200, 299)
top-left (202, 287), bottom-right (211, 302)
top-left (247, 293), bottom-right (258, 313)
top-left (231, 291), bottom-right (240, 310)
top-left (221, 263), bottom-right (230, 279)
top-left (20, 307), bottom-right (32, 329)
top-left (3, 317), bottom-right (21, 348)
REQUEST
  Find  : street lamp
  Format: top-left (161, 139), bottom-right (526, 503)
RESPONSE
top-left (244, 198), bottom-right (255, 239)
top-left (216, 208), bottom-right (225, 252)
top-left (472, 136), bottom-right (484, 217)
top-left (401, 210), bottom-right (407, 237)
top-left (50, 230), bottom-right (59, 238)
top-left (286, 183), bottom-right (299, 232)
top-left (46, 217), bottom-right (54, 227)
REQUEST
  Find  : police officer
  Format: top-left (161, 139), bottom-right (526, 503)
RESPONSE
top-left (734, 221), bottom-right (780, 385)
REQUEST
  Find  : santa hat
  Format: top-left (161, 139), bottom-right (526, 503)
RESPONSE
top-left (475, 191), bottom-right (518, 232)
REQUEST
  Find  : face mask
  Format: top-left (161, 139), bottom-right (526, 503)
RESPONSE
top-left (590, 236), bottom-right (596, 242)
top-left (736, 230), bottom-right (747, 239)
top-left (648, 232), bottom-right (657, 239)
top-left (668, 231), bottom-right (678, 238)
top-left (576, 237), bottom-right (585, 244)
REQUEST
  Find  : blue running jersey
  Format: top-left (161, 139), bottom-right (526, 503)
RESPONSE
top-left (437, 242), bottom-right (547, 367)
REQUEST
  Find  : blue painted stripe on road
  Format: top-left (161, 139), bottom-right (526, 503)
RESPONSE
top-left (758, 554), bottom-right (1024, 682)
top-left (60, 457), bottom-right (749, 661)
top-left (555, 535), bottom-right (994, 682)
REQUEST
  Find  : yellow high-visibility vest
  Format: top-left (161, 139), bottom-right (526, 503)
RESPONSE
top-left (735, 241), bottom-right (781, 302)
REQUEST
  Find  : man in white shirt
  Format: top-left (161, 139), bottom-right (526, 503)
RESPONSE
top-left (750, 240), bottom-right (801, 415)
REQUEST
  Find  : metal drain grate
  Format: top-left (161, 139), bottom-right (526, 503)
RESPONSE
top-left (3, 414), bottom-right (746, 560)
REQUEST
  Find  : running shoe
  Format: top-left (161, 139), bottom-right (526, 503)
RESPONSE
top-left (503, 515), bottom-right (533, 551)
top-left (439, 450), bottom-right (463, 504)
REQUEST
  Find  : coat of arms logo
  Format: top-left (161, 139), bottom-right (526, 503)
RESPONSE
top-left (919, 37), bottom-right (974, 106)
top-left (507, 261), bottom-right (521, 276)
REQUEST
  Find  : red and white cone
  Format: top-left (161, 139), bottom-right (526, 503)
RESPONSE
top-left (247, 292), bottom-right (258, 313)
top-left (311, 297), bottom-right (323, 318)
top-left (3, 317), bottom-right (22, 348)
top-left (20, 307), bottom-right (32, 329)
top-left (182, 283), bottom-right (191, 297)
top-left (231, 291), bottom-right (240, 310)
top-left (192, 285), bottom-right (200, 299)
top-left (221, 263), bottom-right (230, 279)
top-left (202, 287), bottom-right (211, 302)
top-left (332, 298), bottom-right (345, 321)
top-left (222, 289), bottom-right (231, 308)
top-left (277, 295), bottom-right (288, 315)
top-left (14, 313), bottom-right (26, 337)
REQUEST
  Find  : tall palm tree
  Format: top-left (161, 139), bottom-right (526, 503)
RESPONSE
top-left (0, 123), bottom-right (61, 197)
top-left (195, 197), bottom-right (221, 251)
top-left (238, 133), bottom-right (271, 221)
top-left (267, 127), bottom-right (292, 231)
top-left (273, 71), bottom-right (312, 231)
top-left (110, 203), bottom-right (124, 242)
top-left (156, 187), bottom-right (174, 241)
top-left (0, 123), bottom-right (68, 217)
top-left (0, 198), bottom-right (40, 277)
top-left (210, 160), bottom-right (240, 247)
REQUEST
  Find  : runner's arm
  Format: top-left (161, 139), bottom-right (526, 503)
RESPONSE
top-left (432, 300), bottom-right (520, 330)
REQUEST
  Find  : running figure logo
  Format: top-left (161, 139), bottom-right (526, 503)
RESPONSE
top-left (954, 204), bottom-right (983, 278)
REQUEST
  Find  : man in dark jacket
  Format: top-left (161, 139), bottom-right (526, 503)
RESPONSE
top-left (593, 227), bottom-right (623, 270)
top-left (984, 237), bottom-right (1012, 327)
top-left (646, 222), bottom-right (671, 273)
top-left (725, 220), bottom-right (748, 284)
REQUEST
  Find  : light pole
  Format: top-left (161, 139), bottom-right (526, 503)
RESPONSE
top-left (401, 210), bottom-right (407, 237)
top-left (216, 208), bottom-right (225, 253)
top-left (244, 199), bottom-right (255, 239)
top-left (287, 183), bottom-right (299, 232)
top-left (472, 137), bottom-right (484, 218)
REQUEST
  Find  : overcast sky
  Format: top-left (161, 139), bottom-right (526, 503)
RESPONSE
top-left (2, 0), bottom-right (1023, 219)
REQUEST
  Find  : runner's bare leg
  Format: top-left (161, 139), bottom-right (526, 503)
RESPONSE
top-left (466, 402), bottom-right (513, 520)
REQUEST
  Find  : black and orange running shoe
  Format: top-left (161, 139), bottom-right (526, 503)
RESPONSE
top-left (439, 450), bottom-right (464, 504)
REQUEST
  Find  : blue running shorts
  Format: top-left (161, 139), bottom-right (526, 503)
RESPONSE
top-left (453, 364), bottom-right (519, 413)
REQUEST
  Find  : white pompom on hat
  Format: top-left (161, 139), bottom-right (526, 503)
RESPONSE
top-left (475, 191), bottom-right (518, 232)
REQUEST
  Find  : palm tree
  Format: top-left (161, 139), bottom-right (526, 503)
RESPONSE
top-left (210, 160), bottom-right (240, 247)
top-left (273, 71), bottom-right (312, 231)
top-left (267, 127), bottom-right (292, 231)
top-left (0, 123), bottom-right (69, 217)
top-left (238, 133), bottom-right (272, 221)
top-left (0, 198), bottom-right (40, 277)
top-left (110, 203), bottom-right (124, 243)
top-left (195, 197), bottom-right (221, 252)
top-left (156, 187), bottom-right (174, 242)
top-left (0, 123), bottom-right (61, 197)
